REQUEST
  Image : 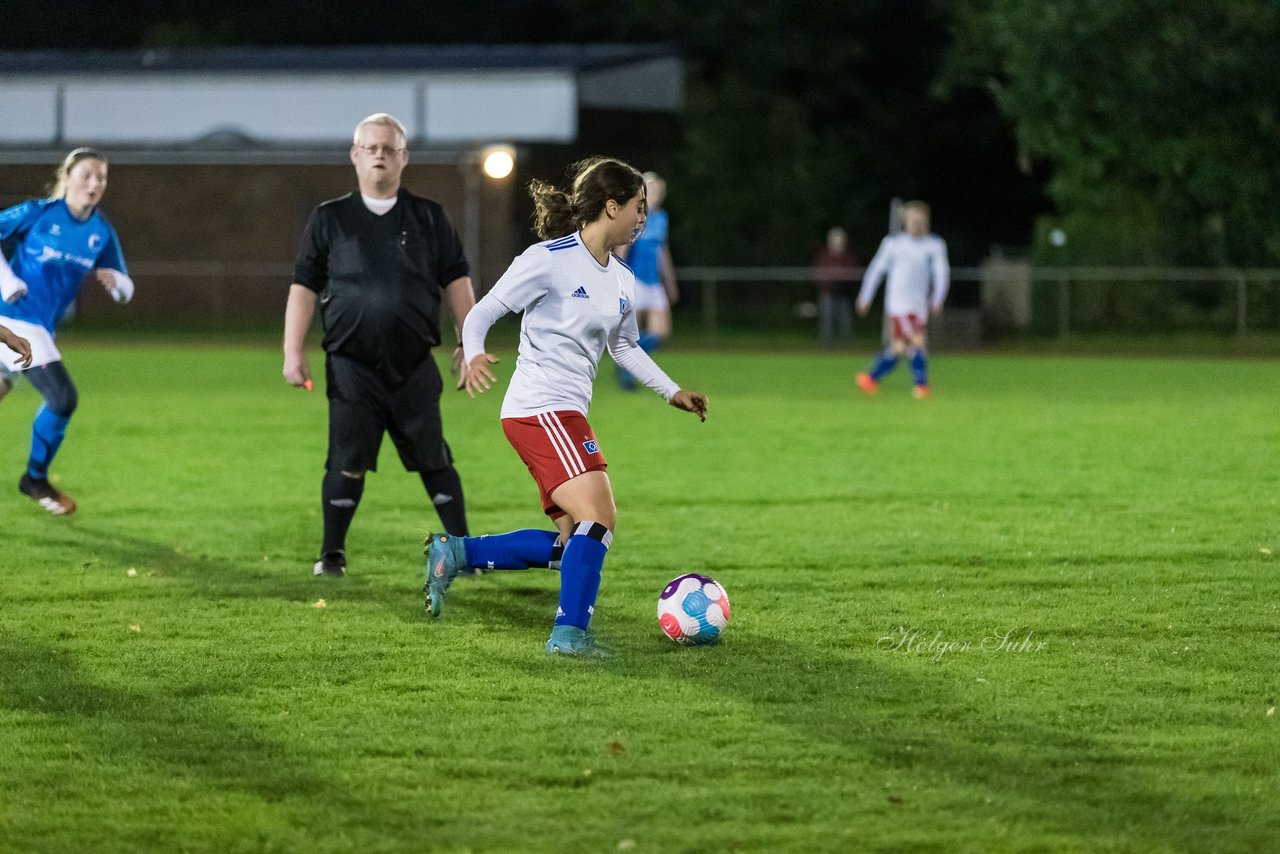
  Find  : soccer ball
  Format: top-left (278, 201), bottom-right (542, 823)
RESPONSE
top-left (657, 573), bottom-right (731, 645)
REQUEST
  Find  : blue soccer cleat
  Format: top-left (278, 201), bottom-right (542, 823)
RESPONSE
top-left (424, 533), bottom-right (467, 617)
top-left (545, 625), bottom-right (612, 658)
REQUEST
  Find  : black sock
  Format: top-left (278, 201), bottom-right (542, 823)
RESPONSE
top-left (321, 469), bottom-right (365, 555)
top-left (420, 466), bottom-right (468, 536)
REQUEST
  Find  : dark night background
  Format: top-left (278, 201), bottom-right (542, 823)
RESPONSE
top-left (5, 0), bottom-right (1279, 270)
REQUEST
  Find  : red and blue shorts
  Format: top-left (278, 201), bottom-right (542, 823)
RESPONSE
top-left (502, 410), bottom-right (607, 519)
top-left (890, 314), bottom-right (927, 341)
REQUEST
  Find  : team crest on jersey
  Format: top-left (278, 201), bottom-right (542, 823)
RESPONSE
top-left (582, 439), bottom-right (600, 454)
top-left (619, 297), bottom-right (629, 315)
top-left (50, 224), bottom-right (61, 236)
top-left (88, 234), bottom-right (102, 250)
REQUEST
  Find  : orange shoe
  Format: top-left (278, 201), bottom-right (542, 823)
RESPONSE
top-left (912, 385), bottom-right (931, 399)
top-left (856, 373), bottom-right (878, 395)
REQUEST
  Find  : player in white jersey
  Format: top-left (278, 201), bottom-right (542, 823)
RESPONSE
top-left (854, 200), bottom-right (950, 398)
top-left (423, 157), bottom-right (708, 657)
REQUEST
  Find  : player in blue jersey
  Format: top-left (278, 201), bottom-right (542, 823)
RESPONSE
top-left (0, 148), bottom-right (134, 515)
top-left (855, 201), bottom-right (949, 399)
top-left (614, 172), bottom-right (678, 389)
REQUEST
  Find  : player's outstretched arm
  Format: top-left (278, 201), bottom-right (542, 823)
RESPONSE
top-left (670, 389), bottom-right (708, 422)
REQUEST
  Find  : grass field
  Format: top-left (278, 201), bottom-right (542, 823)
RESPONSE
top-left (2, 338), bottom-right (1277, 853)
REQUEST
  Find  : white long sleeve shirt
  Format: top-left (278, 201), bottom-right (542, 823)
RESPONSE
top-left (462, 232), bottom-right (680, 419)
top-left (857, 232), bottom-right (950, 317)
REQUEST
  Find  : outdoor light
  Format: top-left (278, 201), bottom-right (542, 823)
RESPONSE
top-left (481, 145), bottom-right (515, 180)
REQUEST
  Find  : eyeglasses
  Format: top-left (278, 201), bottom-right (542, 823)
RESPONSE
top-left (356, 144), bottom-right (405, 156)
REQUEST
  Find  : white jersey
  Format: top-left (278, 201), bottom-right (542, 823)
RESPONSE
top-left (857, 232), bottom-right (950, 317)
top-left (462, 232), bottom-right (680, 419)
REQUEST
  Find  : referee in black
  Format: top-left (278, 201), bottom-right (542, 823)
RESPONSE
top-left (283, 113), bottom-right (475, 577)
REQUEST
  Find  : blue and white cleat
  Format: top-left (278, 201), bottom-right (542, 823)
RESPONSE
top-left (424, 533), bottom-right (467, 617)
top-left (545, 625), bottom-right (612, 658)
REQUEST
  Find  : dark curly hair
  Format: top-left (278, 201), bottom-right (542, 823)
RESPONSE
top-left (528, 156), bottom-right (645, 240)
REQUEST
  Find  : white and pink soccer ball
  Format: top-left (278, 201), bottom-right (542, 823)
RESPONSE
top-left (657, 573), bottom-right (731, 645)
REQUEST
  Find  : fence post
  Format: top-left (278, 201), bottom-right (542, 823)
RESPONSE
top-left (702, 277), bottom-right (718, 337)
top-left (1237, 275), bottom-right (1247, 337)
top-left (1057, 273), bottom-right (1070, 341)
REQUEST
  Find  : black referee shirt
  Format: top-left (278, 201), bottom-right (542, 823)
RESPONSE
top-left (293, 189), bottom-right (469, 384)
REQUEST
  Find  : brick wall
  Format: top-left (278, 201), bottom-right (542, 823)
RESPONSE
top-left (0, 161), bottom-right (514, 326)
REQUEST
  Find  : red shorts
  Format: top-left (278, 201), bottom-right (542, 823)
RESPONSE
top-left (890, 314), bottom-right (927, 340)
top-left (502, 411), bottom-right (608, 519)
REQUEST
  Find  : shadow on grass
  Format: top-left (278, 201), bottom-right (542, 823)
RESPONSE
top-left (516, 604), bottom-right (1274, 851)
top-left (0, 632), bottom-right (350, 845)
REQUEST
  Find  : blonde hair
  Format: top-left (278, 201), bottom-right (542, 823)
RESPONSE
top-left (352, 113), bottom-right (408, 145)
top-left (528, 156), bottom-right (644, 240)
top-left (49, 147), bottom-right (106, 199)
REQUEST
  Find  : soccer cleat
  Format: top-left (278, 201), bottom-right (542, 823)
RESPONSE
top-left (856, 372), bottom-right (878, 395)
top-left (19, 473), bottom-right (76, 516)
top-left (546, 625), bottom-right (612, 658)
top-left (912, 384), bottom-right (931, 399)
top-left (424, 532), bottom-right (468, 617)
top-left (313, 550), bottom-right (346, 577)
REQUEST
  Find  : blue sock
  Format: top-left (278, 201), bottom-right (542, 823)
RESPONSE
top-left (554, 521), bottom-right (611, 630)
top-left (869, 349), bottom-right (899, 381)
top-left (638, 331), bottom-right (661, 353)
top-left (910, 348), bottom-right (928, 386)
top-left (463, 529), bottom-right (561, 571)
top-left (28, 405), bottom-right (71, 480)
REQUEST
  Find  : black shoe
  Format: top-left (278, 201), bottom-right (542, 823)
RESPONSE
top-left (313, 550), bottom-right (346, 577)
top-left (19, 473), bottom-right (77, 515)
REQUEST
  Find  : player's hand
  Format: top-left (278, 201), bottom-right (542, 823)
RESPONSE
top-left (671, 389), bottom-right (708, 422)
top-left (84, 268), bottom-right (115, 293)
top-left (930, 304), bottom-right (942, 318)
top-left (450, 345), bottom-right (466, 389)
top-left (283, 352), bottom-right (312, 389)
top-left (0, 328), bottom-right (32, 368)
top-left (856, 302), bottom-right (870, 317)
top-left (463, 353), bottom-right (500, 399)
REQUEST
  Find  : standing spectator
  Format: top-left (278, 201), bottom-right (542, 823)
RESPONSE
top-left (855, 201), bottom-right (950, 398)
top-left (812, 226), bottom-right (858, 347)
top-left (426, 156), bottom-right (709, 657)
top-left (283, 113), bottom-right (476, 578)
top-left (0, 147), bottom-right (134, 515)
top-left (615, 171), bottom-right (678, 389)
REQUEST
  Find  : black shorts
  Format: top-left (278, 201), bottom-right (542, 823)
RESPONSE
top-left (325, 353), bottom-right (451, 473)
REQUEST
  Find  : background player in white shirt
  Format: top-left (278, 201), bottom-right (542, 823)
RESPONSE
top-left (854, 201), bottom-right (950, 398)
top-left (424, 156), bottom-right (708, 657)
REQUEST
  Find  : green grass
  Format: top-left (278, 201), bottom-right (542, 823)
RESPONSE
top-left (2, 339), bottom-right (1278, 853)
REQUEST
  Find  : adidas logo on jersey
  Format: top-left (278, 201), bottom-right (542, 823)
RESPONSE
top-left (571, 286), bottom-right (590, 299)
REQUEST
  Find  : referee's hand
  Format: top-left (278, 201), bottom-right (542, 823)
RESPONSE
top-left (450, 345), bottom-right (466, 389)
top-left (462, 353), bottom-right (500, 399)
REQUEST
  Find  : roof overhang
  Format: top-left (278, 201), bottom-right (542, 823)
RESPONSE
top-left (0, 44), bottom-right (683, 163)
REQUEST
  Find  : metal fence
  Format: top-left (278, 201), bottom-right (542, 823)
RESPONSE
top-left (99, 261), bottom-right (1280, 343)
top-left (675, 265), bottom-right (1280, 340)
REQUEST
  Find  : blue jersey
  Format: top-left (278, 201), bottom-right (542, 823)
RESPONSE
top-left (0, 199), bottom-right (128, 333)
top-left (629, 209), bottom-right (667, 286)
